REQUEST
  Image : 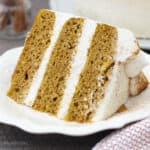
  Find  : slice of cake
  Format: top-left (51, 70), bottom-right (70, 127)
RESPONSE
top-left (7, 9), bottom-right (148, 122)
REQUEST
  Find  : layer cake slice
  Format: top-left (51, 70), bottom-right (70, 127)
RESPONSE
top-left (7, 9), bottom-right (148, 122)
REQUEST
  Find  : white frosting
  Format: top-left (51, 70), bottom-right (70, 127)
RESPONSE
top-left (125, 51), bottom-right (150, 77)
top-left (24, 12), bottom-right (72, 105)
top-left (116, 28), bottom-right (149, 78)
top-left (114, 28), bottom-right (138, 62)
top-left (57, 19), bottom-right (96, 119)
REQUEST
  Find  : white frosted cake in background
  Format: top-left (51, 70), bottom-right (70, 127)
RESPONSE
top-left (75, 0), bottom-right (150, 38)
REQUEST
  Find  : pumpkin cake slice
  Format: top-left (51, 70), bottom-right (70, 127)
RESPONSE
top-left (7, 9), bottom-right (148, 123)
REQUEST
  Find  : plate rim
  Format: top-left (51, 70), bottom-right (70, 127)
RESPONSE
top-left (0, 47), bottom-right (149, 136)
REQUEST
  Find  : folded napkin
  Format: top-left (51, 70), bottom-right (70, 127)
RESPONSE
top-left (93, 117), bottom-right (150, 150)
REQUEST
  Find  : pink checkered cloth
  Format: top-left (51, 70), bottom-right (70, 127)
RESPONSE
top-left (93, 117), bottom-right (150, 150)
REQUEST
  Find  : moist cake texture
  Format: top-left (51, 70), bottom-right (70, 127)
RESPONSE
top-left (6, 9), bottom-right (148, 122)
top-left (7, 10), bottom-right (55, 103)
top-left (32, 18), bottom-right (84, 114)
top-left (66, 24), bottom-right (117, 122)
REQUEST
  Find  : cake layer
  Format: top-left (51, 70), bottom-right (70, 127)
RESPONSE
top-left (32, 18), bottom-right (84, 114)
top-left (66, 24), bottom-right (117, 122)
top-left (7, 10), bottom-right (56, 103)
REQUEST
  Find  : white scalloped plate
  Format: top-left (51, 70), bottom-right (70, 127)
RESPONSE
top-left (50, 0), bottom-right (150, 50)
top-left (0, 47), bottom-right (150, 136)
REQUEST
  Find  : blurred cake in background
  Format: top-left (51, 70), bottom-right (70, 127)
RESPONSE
top-left (75, 0), bottom-right (150, 38)
top-left (0, 0), bottom-right (31, 39)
